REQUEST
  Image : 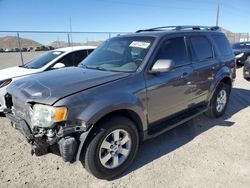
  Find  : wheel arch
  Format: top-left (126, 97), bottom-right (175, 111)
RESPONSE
top-left (208, 75), bottom-right (232, 104)
top-left (79, 109), bottom-right (145, 162)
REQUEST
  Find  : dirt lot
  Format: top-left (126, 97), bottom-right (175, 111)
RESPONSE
top-left (0, 59), bottom-right (250, 187)
top-left (0, 52), bottom-right (45, 69)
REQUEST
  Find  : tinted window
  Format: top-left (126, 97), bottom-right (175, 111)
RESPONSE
top-left (156, 37), bottom-right (189, 67)
top-left (57, 53), bottom-right (74, 67)
top-left (72, 50), bottom-right (88, 66)
top-left (190, 36), bottom-right (213, 62)
top-left (87, 49), bottom-right (94, 54)
top-left (22, 51), bottom-right (64, 69)
top-left (212, 35), bottom-right (232, 56)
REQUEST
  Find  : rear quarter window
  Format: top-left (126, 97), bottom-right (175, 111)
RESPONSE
top-left (212, 35), bottom-right (233, 57)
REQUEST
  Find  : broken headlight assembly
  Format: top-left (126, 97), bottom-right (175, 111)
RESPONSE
top-left (31, 104), bottom-right (67, 128)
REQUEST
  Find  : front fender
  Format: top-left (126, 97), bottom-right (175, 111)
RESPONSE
top-left (55, 84), bottom-right (148, 132)
top-left (79, 92), bottom-right (147, 130)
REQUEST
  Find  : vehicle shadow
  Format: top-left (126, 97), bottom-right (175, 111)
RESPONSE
top-left (118, 87), bottom-right (250, 179)
top-left (0, 112), bottom-right (5, 117)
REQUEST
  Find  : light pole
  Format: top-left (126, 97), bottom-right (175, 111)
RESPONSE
top-left (216, 3), bottom-right (220, 26)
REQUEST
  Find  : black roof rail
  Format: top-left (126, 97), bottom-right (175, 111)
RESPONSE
top-left (136, 26), bottom-right (221, 33)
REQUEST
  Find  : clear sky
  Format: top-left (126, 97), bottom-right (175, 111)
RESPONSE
top-left (0, 0), bottom-right (249, 44)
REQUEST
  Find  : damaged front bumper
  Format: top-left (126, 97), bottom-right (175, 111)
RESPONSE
top-left (4, 110), bottom-right (91, 164)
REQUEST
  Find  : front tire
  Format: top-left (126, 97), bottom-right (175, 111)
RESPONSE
top-left (84, 116), bottom-right (139, 180)
top-left (206, 82), bottom-right (230, 118)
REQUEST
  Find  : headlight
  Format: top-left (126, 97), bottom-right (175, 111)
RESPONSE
top-left (235, 53), bottom-right (244, 59)
top-left (31, 104), bottom-right (67, 128)
top-left (0, 79), bottom-right (12, 88)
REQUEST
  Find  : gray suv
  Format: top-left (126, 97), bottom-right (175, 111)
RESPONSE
top-left (4, 26), bottom-right (236, 179)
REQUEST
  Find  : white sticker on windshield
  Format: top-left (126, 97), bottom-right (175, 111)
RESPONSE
top-left (53, 51), bottom-right (62, 55)
top-left (129, 41), bottom-right (150, 49)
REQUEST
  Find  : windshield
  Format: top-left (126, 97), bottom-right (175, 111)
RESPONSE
top-left (79, 36), bottom-right (155, 72)
top-left (22, 51), bottom-right (64, 69)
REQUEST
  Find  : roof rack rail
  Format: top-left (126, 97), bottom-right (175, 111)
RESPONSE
top-left (136, 26), bottom-right (221, 33)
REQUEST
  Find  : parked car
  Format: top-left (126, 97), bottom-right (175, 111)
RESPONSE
top-left (47, 46), bottom-right (54, 50)
top-left (232, 42), bottom-right (250, 64)
top-left (21, 47), bottom-right (28, 52)
top-left (0, 48), bottom-right (4, 52)
top-left (5, 48), bottom-right (14, 52)
top-left (3, 26), bottom-right (235, 179)
top-left (27, 47), bottom-right (33, 52)
top-left (34, 46), bottom-right (41, 51)
top-left (0, 46), bottom-right (96, 113)
top-left (14, 48), bottom-right (20, 52)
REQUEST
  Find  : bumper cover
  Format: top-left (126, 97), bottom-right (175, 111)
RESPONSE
top-left (5, 111), bottom-right (91, 163)
top-left (5, 112), bottom-right (33, 141)
top-left (5, 112), bottom-right (50, 156)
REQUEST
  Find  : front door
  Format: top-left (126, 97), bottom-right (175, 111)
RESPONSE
top-left (146, 36), bottom-right (194, 125)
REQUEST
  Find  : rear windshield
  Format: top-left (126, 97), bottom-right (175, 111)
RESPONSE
top-left (22, 51), bottom-right (64, 69)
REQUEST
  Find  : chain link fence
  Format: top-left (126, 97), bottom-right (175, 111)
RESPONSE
top-left (0, 31), bottom-right (128, 66)
top-left (0, 30), bottom-right (249, 68)
top-left (223, 31), bottom-right (249, 43)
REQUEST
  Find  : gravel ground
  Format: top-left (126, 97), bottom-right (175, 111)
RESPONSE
top-left (0, 52), bottom-right (45, 69)
top-left (0, 61), bottom-right (250, 187)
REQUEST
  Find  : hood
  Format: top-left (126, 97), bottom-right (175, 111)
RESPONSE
top-left (233, 49), bottom-right (250, 55)
top-left (7, 67), bottom-right (130, 105)
top-left (0, 66), bottom-right (39, 81)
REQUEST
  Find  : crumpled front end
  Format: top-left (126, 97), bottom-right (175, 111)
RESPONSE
top-left (4, 93), bottom-right (91, 163)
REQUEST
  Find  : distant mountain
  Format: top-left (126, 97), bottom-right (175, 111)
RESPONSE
top-left (0, 36), bottom-right (42, 48)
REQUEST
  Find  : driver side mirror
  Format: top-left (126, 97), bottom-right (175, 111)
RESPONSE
top-left (52, 62), bottom-right (65, 69)
top-left (149, 59), bottom-right (175, 74)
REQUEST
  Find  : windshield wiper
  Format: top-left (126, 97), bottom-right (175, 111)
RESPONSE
top-left (81, 64), bottom-right (109, 71)
top-left (94, 66), bottom-right (109, 71)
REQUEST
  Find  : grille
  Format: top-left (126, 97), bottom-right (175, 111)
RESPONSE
top-left (12, 96), bottom-right (32, 126)
top-left (4, 93), bottom-right (13, 109)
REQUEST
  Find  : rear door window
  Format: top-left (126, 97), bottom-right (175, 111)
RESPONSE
top-left (190, 36), bottom-right (213, 62)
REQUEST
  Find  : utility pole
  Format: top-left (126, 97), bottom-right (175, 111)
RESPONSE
top-left (216, 3), bottom-right (220, 26)
top-left (69, 17), bottom-right (73, 47)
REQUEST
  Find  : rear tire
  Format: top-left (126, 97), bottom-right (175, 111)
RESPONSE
top-left (206, 82), bottom-right (230, 118)
top-left (84, 116), bottom-right (139, 180)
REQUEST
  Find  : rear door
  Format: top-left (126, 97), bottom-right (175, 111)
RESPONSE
top-left (187, 34), bottom-right (219, 104)
top-left (146, 36), bottom-right (195, 124)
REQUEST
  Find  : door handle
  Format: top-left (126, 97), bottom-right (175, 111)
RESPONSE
top-left (181, 72), bottom-right (188, 78)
